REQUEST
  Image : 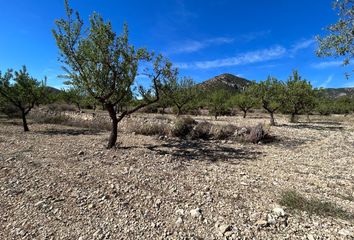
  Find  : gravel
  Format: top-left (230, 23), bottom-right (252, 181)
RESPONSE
top-left (0, 113), bottom-right (353, 239)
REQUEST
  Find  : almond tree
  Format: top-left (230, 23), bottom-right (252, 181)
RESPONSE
top-left (317, 0), bottom-right (353, 77)
top-left (229, 91), bottom-right (257, 118)
top-left (250, 76), bottom-right (285, 126)
top-left (283, 70), bottom-right (315, 123)
top-left (161, 76), bottom-right (198, 116)
top-left (0, 66), bottom-right (46, 131)
top-left (53, 0), bottom-right (176, 148)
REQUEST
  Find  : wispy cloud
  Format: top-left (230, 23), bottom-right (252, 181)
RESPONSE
top-left (311, 60), bottom-right (343, 69)
top-left (171, 37), bottom-right (234, 54)
top-left (239, 30), bottom-right (271, 42)
top-left (290, 38), bottom-right (316, 54)
top-left (320, 74), bottom-right (333, 88)
top-left (176, 45), bottom-right (286, 69)
top-left (343, 81), bottom-right (354, 87)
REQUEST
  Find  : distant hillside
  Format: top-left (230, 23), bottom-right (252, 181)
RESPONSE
top-left (321, 87), bottom-right (354, 99)
top-left (199, 73), bottom-right (254, 92)
top-left (46, 86), bottom-right (62, 94)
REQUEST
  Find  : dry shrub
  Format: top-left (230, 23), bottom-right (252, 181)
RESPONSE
top-left (210, 124), bottom-right (237, 140)
top-left (190, 121), bottom-right (212, 140)
top-left (0, 103), bottom-right (21, 118)
top-left (245, 123), bottom-right (265, 143)
top-left (30, 111), bottom-right (111, 131)
top-left (134, 123), bottom-right (168, 136)
top-left (171, 117), bottom-right (196, 138)
top-left (47, 103), bottom-right (76, 112)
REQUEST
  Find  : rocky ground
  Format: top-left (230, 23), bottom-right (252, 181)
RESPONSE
top-left (0, 113), bottom-right (353, 240)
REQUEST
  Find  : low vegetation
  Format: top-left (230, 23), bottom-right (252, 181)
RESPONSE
top-left (280, 190), bottom-right (353, 221)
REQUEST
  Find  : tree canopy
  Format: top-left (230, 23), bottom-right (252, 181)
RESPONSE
top-left (0, 66), bottom-right (46, 131)
top-left (53, 0), bottom-right (176, 148)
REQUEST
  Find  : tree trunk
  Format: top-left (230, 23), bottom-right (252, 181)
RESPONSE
top-left (106, 104), bottom-right (118, 149)
top-left (177, 107), bottom-right (181, 117)
top-left (290, 113), bottom-right (297, 123)
top-left (269, 112), bottom-right (275, 126)
top-left (21, 110), bottom-right (29, 132)
top-left (306, 113), bottom-right (311, 122)
top-left (243, 110), bottom-right (247, 118)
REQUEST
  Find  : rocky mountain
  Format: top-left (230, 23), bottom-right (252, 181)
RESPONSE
top-left (321, 87), bottom-right (354, 99)
top-left (199, 73), bottom-right (254, 92)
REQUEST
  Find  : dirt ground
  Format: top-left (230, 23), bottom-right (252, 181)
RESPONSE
top-left (0, 113), bottom-right (353, 240)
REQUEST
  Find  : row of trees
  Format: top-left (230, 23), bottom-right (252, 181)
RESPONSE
top-left (1, 0), bottom-right (353, 149)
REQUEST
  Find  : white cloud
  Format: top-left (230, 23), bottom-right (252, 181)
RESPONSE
top-left (176, 45), bottom-right (286, 69)
top-left (311, 60), bottom-right (343, 69)
top-left (290, 38), bottom-right (316, 54)
top-left (171, 37), bottom-right (234, 54)
top-left (320, 74), bottom-right (333, 88)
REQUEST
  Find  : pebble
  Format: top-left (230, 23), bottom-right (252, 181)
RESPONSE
top-left (190, 208), bottom-right (202, 218)
top-left (272, 207), bottom-right (286, 217)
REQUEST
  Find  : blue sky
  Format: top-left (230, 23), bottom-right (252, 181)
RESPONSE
top-left (0, 0), bottom-right (353, 89)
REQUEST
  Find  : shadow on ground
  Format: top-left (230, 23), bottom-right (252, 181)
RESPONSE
top-left (36, 128), bottom-right (102, 136)
top-left (140, 139), bottom-right (262, 163)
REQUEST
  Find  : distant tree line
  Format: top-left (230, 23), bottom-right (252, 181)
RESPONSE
top-left (1, 0), bottom-right (353, 149)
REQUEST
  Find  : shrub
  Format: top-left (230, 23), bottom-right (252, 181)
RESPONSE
top-left (47, 103), bottom-right (77, 112)
top-left (210, 124), bottom-right (237, 140)
top-left (134, 123), bottom-right (168, 136)
top-left (190, 121), bottom-right (213, 140)
top-left (280, 190), bottom-right (352, 220)
top-left (0, 103), bottom-right (21, 118)
top-left (245, 123), bottom-right (265, 143)
top-left (171, 117), bottom-right (196, 138)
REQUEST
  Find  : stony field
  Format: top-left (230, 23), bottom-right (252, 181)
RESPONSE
top-left (0, 113), bottom-right (353, 239)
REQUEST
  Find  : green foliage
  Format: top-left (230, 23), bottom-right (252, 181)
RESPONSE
top-left (53, 0), bottom-right (176, 148)
top-left (229, 91), bottom-right (257, 118)
top-left (283, 70), bottom-right (316, 122)
top-left (317, 0), bottom-right (354, 77)
top-left (207, 89), bottom-right (231, 119)
top-left (280, 190), bottom-right (353, 220)
top-left (0, 66), bottom-right (46, 131)
top-left (161, 77), bottom-right (199, 116)
top-left (250, 76), bottom-right (285, 125)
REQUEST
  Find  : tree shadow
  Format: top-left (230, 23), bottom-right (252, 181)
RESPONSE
top-left (278, 123), bottom-right (344, 131)
top-left (36, 128), bottom-right (102, 136)
top-left (142, 139), bottom-right (262, 164)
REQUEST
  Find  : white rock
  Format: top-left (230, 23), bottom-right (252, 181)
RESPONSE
top-left (219, 224), bottom-right (232, 234)
top-left (175, 209), bottom-right (185, 216)
top-left (176, 217), bottom-right (183, 225)
top-left (190, 208), bottom-right (202, 218)
top-left (272, 207), bottom-right (286, 217)
top-left (339, 229), bottom-right (353, 236)
top-left (307, 234), bottom-right (315, 240)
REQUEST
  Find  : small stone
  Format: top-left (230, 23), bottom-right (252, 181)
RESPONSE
top-left (307, 234), bottom-right (315, 240)
top-left (155, 199), bottom-right (162, 207)
top-left (272, 207), bottom-right (286, 217)
top-left (78, 151), bottom-right (84, 156)
top-left (176, 209), bottom-right (185, 216)
top-left (190, 208), bottom-right (202, 218)
top-left (88, 203), bottom-right (95, 209)
top-left (219, 224), bottom-right (232, 234)
top-left (34, 200), bottom-right (45, 207)
top-left (338, 229), bottom-right (353, 236)
top-left (176, 217), bottom-right (183, 225)
top-left (255, 219), bottom-right (268, 227)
